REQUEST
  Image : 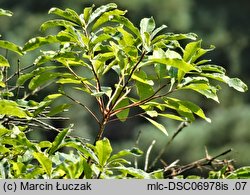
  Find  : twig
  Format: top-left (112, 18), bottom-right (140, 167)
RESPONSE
top-left (164, 148), bottom-right (233, 178)
top-left (63, 93), bottom-right (101, 125)
top-left (144, 140), bottom-right (156, 171)
top-left (149, 121), bottom-right (189, 170)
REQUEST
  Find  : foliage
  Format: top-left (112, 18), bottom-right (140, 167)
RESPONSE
top-left (0, 4), bottom-right (249, 179)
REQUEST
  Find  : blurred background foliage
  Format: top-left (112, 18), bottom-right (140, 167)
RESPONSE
top-left (0, 0), bottom-right (249, 170)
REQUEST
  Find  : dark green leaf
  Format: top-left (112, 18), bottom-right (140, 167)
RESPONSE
top-left (28, 72), bottom-right (60, 90)
top-left (114, 98), bottom-right (130, 122)
top-left (47, 104), bottom-right (71, 116)
top-left (49, 128), bottom-right (70, 155)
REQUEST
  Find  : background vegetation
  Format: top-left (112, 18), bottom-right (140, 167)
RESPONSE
top-left (0, 0), bottom-right (249, 176)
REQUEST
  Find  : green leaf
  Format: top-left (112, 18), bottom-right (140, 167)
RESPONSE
top-left (114, 98), bottom-right (130, 122)
top-left (0, 9), bottom-right (13, 17)
top-left (0, 100), bottom-right (27, 118)
top-left (178, 100), bottom-right (211, 122)
top-left (88, 3), bottom-right (117, 25)
top-left (151, 24), bottom-right (167, 39)
top-left (115, 167), bottom-right (151, 179)
top-left (149, 57), bottom-right (197, 73)
top-left (47, 104), bottom-right (70, 117)
top-left (28, 72), bottom-right (60, 90)
top-left (227, 78), bottom-right (248, 92)
top-left (201, 73), bottom-right (248, 92)
top-left (23, 35), bottom-right (60, 52)
top-left (181, 83), bottom-right (219, 102)
top-left (136, 81), bottom-right (155, 100)
top-left (40, 19), bottom-right (78, 31)
top-left (62, 142), bottom-right (99, 163)
top-left (48, 8), bottom-right (81, 25)
top-left (92, 9), bottom-right (127, 31)
top-left (95, 138), bottom-right (113, 167)
top-left (140, 17), bottom-right (155, 34)
top-left (83, 5), bottom-right (94, 24)
top-left (183, 40), bottom-right (202, 62)
top-left (199, 65), bottom-right (226, 73)
top-left (33, 152), bottom-right (52, 177)
top-left (49, 128), bottom-right (70, 155)
top-left (0, 55), bottom-right (9, 67)
top-left (0, 40), bottom-right (23, 55)
top-left (109, 148), bottom-right (143, 163)
top-left (158, 113), bottom-right (186, 121)
top-left (226, 166), bottom-right (250, 179)
top-left (142, 116), bottom-right (168, 136)
top-left (109, 15), bottom-right (141, 38)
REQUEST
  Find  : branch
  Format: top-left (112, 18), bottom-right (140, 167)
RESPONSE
top-left (63, 93), bottom-right (101, 125)
top-left (108, 50), bottom-right (146, 114)
top-left (164, 148), bottom-right (233, 178)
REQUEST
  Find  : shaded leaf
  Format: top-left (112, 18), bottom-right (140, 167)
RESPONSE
top-left (49, 128), bottom-right (70, 155)
top-left (114, 98), bottom-right (130, 122)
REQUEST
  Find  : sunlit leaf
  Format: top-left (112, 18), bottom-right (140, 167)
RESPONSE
top-left (88, 3), bottom-right (117, 25)
top-left (0, 40), bottom-right (23, 55)
top-left (140, 17), bottom-right (155, 34)
top-left (92, 9), bottom-right (126, 31)
top-left (95, 138), bottom-right (113, 167)
top-left (142, 116), bottom-right (168, 136)
top-left (0, 8), bottom-right (13, 16)
top-left (23, 35), bottom-right (60, 52)
top-left (33, 152), bottom-right (52, 177)
top-left (0, 100), bottom-right (27, 118)
top-left (40, 19), bottom-right (78, 31)
top-left (0, 55), bottom-right (9, 67)
top-left (48, 7), bottom-right (81, 25)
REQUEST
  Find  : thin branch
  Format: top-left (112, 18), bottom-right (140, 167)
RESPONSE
top-left (108, 50), bottom-right (146, 114)
top-left (63, 93), bottom-right (101, 125)
top-left (32, 118), bottom-right (62, 133)
top-left (6, 63), bottom-right (35, 82)
top-left (164, 148), bottom-right (233, 178)
top-left (144, 140), bottom-right (156, 171)
top-left (149, 121), bottom-right (189, 170)
top-left (110, 84), bottom-right (169, 117)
